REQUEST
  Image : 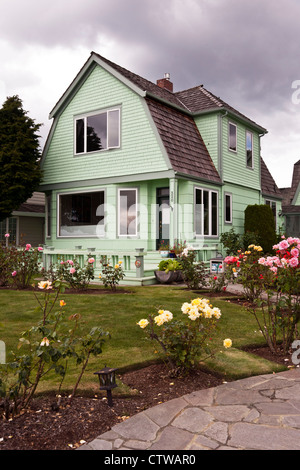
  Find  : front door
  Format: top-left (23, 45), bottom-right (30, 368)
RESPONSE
top-left (156, 188), bottom-right (170, 250)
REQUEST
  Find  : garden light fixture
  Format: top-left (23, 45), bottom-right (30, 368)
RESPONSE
top-left (94, 366), bottom-right (118, 407)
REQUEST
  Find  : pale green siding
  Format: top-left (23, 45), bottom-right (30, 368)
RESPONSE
top-left (222, 116), bottom-right (261, 190)
top-left (194, 113), bottom-right (219, 172)
top-left (221, 183), bottom-right (261, 235)
top-left (42, 66), bottom-right (170, 186)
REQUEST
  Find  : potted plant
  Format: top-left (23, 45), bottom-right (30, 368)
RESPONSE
top-left (158, 240), bottom-right (170, 258)
top-left (154, 259), bottom-right (183, 284)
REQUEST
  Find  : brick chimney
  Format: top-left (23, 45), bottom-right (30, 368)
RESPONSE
top-left (157, 73), bottom-right (173, 92)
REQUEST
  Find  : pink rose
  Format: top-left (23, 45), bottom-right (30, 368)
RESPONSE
top-left (289, 257), bottom-right (299, 268)
top-left (12, 271), bottom-right (17, 277)
top-left (70, 267), bottom-right (76, 274)
top-left (67, 260), bottom-right (74, 265)
top-left (25, 244), bottom-right (31, 251)
top-left (291, 248), bottom-right (299, 258)
top-left (60, 261), bottom-right (65, 265)
top-left (5, 233), bottom-right (10, 238)
top-left (88, 258), bottom-right (95, 264)
top-left (278, 240), bottom-right (289, 251)
top-left (38, 247), bottom-right (43, 252)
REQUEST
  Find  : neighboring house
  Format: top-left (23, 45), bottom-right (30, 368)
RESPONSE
top-left (39, 52), bottom-right (282, 278)
top-left (0, 192), bottom-right (45, 246)
top-left (280, 160), bottom-right (300, 236)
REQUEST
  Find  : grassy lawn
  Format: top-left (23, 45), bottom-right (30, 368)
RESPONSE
top-left (0, 285), bottom-right (286, 395)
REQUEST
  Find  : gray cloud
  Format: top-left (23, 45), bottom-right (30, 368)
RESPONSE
top-left (0, 0), bottom-right (299, 186)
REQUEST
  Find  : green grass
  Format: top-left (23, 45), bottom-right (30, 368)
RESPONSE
top-left (0, 285), bottom-right (287, 396)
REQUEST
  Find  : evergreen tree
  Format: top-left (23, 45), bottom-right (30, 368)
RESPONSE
top-left (0, 95), bottom-right (43, 222)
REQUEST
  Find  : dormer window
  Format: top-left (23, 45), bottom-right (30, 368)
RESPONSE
top-left (75, 108), bottom-right (120, 155)
top-left (229, 122), bottom-right (237, 152)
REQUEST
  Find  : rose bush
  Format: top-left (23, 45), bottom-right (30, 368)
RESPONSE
top-left (99, 258), bottom-right (125, 291)
top-left (224, 237), bottom-right (300, 354)
top-left (0, 279), bottom-right (109, 419)
top-left (137, 297), bottom-right (231, 375)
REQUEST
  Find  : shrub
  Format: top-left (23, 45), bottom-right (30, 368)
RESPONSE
top-left (224, 237), bottom-right (300, 355)
top-left (0, 280), bottom-right (110, 419)
top-left (137, 298), bottom-right (230, 375)
top-left (0, 244), bottom-right (42, 289)
top-left (99, 258), bottom-right (125, 291)
top-left (43, 255), bottom-right (95, 290)
top-left (177, 247), bottom-right (206, 290)
top-left (220, 228), bottom-right (260, 255)
top-left (244, 205), bottom-right (277, 254)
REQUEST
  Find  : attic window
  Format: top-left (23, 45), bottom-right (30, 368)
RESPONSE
top-left (75, 108), bottom-right (120, 155)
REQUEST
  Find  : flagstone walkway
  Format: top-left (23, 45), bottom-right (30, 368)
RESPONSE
top-left (79, 368), bottom-right (300, 451)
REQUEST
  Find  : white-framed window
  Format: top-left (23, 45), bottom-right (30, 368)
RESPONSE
top-left (0, 217), bottom-right (18, 245)
top-left (229, 122), bottom-right (237, 152)
top-left (265, 199), bottom-right (277, 226)
top-left (224, 193), bottom-right (233, 224)
top-left (194, 187), bottom-right (218, 237)
top-left (75, 108), bottom-right (120, 155)
top-left (118, 188), bottom-right (138, 237)
top-left (57, 190), bottom-right (105, 237)
top-left (246, 131), bottom-right (253, 168)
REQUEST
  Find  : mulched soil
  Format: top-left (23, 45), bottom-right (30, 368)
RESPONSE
top-left (0, 363), bottom-right (225, 451)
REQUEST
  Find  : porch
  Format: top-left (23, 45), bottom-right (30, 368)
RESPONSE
top-left (41, 244), bottom-right (221, 286)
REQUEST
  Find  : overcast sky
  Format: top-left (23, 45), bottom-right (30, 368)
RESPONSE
top-left (1, 0), bottom-right (299, 188)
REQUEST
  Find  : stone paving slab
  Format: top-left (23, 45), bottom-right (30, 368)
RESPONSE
top-left (78, 368), bottom-right (300, 451)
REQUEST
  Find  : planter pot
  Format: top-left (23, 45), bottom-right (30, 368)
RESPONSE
top-left (160, 251), bottom-right (169, 258)
top-left (154, 270), bottom-right (178, 284)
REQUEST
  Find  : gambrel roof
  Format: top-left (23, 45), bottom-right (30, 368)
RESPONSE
top-left (46, 52), bottom-right (268, 185)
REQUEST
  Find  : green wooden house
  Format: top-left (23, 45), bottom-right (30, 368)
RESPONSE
top-left (40, 52), bottom-right (282, 284)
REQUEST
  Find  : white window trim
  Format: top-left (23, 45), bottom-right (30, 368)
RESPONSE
top-left (246, 130), bottom-right (254, 169)
top-left (117, 188), bottom-right (138, 238)
top-left (228, 122), bottom-right (237, 153)
top-left (194, 187), bottom-right (219, 238)
top-left (74, 107), bottom-right (120, 156)
top-left (224, 192), bottom-right (233, 224)
top-left (57, 189), bottom-right (106, 238)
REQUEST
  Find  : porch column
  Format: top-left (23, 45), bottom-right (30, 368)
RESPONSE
top-left (169, 178), bottom-right (178, 248)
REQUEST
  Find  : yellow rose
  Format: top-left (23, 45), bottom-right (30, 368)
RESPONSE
top-left (223, 338), bottom-right (232, 349)
top-left (137, 319), bottom-right (149, 329)
top-left (60, 300), bottom-right (66, 307)
top-left (154, 315), bottom-right (165, 326)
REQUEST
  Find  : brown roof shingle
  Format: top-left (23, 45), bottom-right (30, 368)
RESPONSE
top-left (146, 97), bottom-right (221, 183)
top-left (260, 157), bottom-right (282, 198)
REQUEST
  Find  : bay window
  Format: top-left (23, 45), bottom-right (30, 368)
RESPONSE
top-left (58, 191), bottom-right (105, 237)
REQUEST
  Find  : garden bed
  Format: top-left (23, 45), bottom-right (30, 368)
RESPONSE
top-left (0, 362), bottom-right (224, 451)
